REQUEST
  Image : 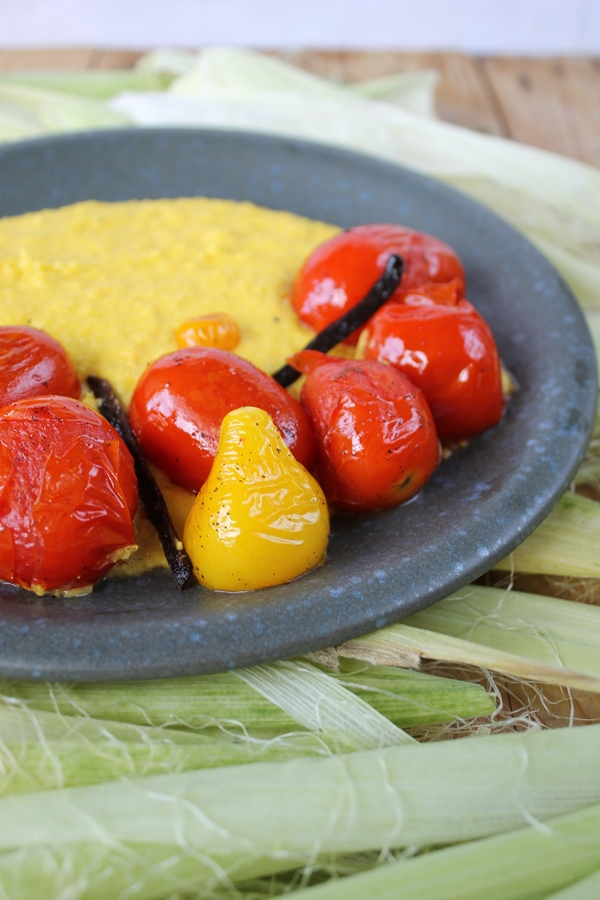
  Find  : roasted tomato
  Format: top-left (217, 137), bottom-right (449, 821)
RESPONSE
top-left (288, 350), bottom-right (440, 512)
top-left (175, 312), bottom-right (241, 351)
top-left (0, 396), bottom-right (138, 594)
top-left (402, 278), bottom-right (463, 308)
top-left (129, 347), bottom-right (316, 492)
top-left (291, 224), bottom-right (465, 342)
top-left (0, 325), bottom-right (80, 407)
top-left (361, 299), bottom-right (505, 440)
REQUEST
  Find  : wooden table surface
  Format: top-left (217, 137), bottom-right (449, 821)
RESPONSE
top-left (1, 47), bottom-right (599, 729)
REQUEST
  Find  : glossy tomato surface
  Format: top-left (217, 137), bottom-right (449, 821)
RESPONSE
top-left (0, 396), bottom-right (138, 594)
top-left (362, 299), bottom-right (505, 440)
top-left (0, 325), bottom-right (80, 407)
top-left (291, 224), bottom-right (465, 342)
top-left (291, 351), bottom-right (440, 512)
top-left (175, 312), bottom-right (241, 351)
top-left (129, 347), bottom-right (316, 492)
top-left (402, 278), bottom-right (463, 308)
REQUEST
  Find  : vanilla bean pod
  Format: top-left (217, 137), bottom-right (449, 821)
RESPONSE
top-left (272, 253), bottom-right (403, 387)
top-left (87, 375), bottom-right (194, 589)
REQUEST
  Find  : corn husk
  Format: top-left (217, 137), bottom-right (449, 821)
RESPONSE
top-left (319, 657), bottom-right (494, 725)
top-left (544, 870), bottom-right (600, 900)
top-left (0, 658), bottom-right (491, 738)
top-left (339, 584), bottom-right (600, 693)
top-left (407, 584), bottom-right (600, 673)
top-left (1, 723), bottom-right (598, 851)
top-left (285, 803), bottom-right (600, 900)
top-left (494, 494), bottom-right (600, 576)
top-left (0, 671), bottom-right (299, 737)
top-left (134, 48), bottom-right (199, 76)
top-left (0, 724), bottom-right (598, 899)
top-left (0, 705), bottom-right (337, 797)
top-left (0, 80), bottom-right (130, 142)
top-left (234, 660), bottom-right (413, 748)
top-left (348, 70), bottom-right (440, 118)
top-left (0, 841), bottom-right (288, 900)
top-left (139, 47), bottom-right (440, 116)
top-left (0, 70), bottom-right (173, 100)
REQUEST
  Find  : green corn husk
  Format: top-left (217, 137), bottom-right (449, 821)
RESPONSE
top-left (0, 671), bottom-right (299, 736)
top-left (544, 870), bottom-right (600, 900)
top-left (0, 705), bottom-right (337, 797)
top-left (0, 725), bottom-right (599, 899)
top-left (0, 841), bottom-right (291, 900)
top-left (134, 48), bottom-right (199, 76)
top-left (0, 659), bottom-right (492, 737)
top-left (234, 660), bottom-right (413, 748)
top-left (339, 584), bottom-right (600, 693)
top-left (0, 726), bottom-right (599, 858)
top-left (2, 657), bottom-right (414, 755)
top-left (348, 70), bottom-right (440, 118)
top-left (0, 738), bottom-right (317, 799)
top-left (494, 494), bottom-right (600, 576)
top-left (0, 80), bottom-right (130, 142)
top-left (319, 657), bottom-right (494, 725)
top-left (407, 585), bottom-right (600, 673)
top-left (0, 660), bottom-right (492, 797)
top-left (284, 803), bottom-right (600, 900)
top-left (0, 70), bottom-right (174, 100)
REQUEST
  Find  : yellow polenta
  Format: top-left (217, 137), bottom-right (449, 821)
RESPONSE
top-left (0, 197), bottom-right (339, 577)
top-left (0, 197), bottom-right (338, 404)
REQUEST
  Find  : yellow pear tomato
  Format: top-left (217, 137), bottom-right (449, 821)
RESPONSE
top-left (183, 407), bottom-right (329, 591)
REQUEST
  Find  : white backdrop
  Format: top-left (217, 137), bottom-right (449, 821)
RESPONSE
top-left (1, 0), bottom-right (599, 53)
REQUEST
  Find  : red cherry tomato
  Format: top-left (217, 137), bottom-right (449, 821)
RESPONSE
top-left (0, 396), bottom-right (138, 594)
top-left (288, 350), bottom-right (440, 512)
top-left (0, 325), bottom-right (80, 407)
top-left (402, 278), bottom-right (463, 308)
top-left (291, 224), bottom-right (465, 343)
top-left (361, 299), bottom-right (505, 441)
top-left (129, 347), bottom-right (316, 492)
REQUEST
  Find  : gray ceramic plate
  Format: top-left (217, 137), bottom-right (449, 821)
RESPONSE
top-left (0, 129), bottom-right (596, 682)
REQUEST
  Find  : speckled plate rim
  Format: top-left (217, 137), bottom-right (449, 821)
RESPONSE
top-left (0, 127), bottom-right (596, 682)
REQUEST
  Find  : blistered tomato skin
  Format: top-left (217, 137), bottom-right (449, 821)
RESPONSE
top-left (129, 347), bottom-right (316, 492)
top-left (291, 224), bottom-right (465, 342)
top-left (0, 396), bottom-right (138, 594)
top-left (0, 326), bottom-right (80, 407)
top-left (361, 299), bottom-right (506, 441)
top-left (184, 407), bottom-right (329, 592)
top-left (290, 351), bottom-right (440, 513)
